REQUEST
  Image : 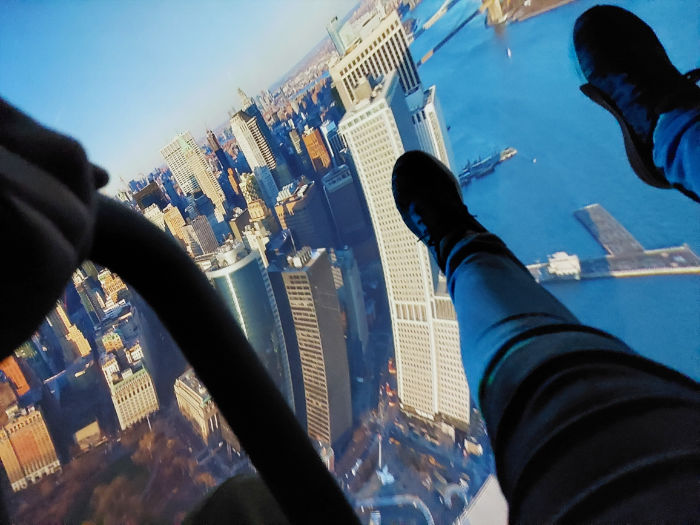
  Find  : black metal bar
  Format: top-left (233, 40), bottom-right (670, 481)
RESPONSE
top-left (90, 195), bottom-right (359, 525)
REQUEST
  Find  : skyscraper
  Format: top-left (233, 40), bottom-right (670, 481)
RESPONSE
top-left (330, 248), bottom-right (369, 354)
top-left (143, 203), bottom-right (166, 231)
top-left (230, 91), bottom-right (293, 189)
top-left (327, 16), bottom-right (347, 56)
top-left (237, 175), bottom-right (280, 242)
top-left (207, 129), bottom-right (246, 209)
top-left (72, 269), bottom-right (106, 325)
top-left (160, 132), bottom-right (226, 220)
top-left (322, 164), bottom-right (370, 247)
top-left (163, 204), bottom-right (188, 244)
top-left (320, 120), bottom-right (347, 165)
top-left (206, 129), bottom-right (233, 175)
top-left (0, 405), bottom-right (61, 492)
top-left (192, 215), bottom-right (219, 254)
top-left (288, 128), bottom-right (304, 155)
top-left (275, 180), bottom-right (336, 249)
top-left (338, 74), bottom-right (469, 427)
top-left (132, 181), bottom-right (168, 211)
top-left (406, 85), bottom-right (455, 170)
top-left (281, 247), bottom-right (352, 447)
top-left (239, 169), bottom-right (278, 211)
top-left (302, 126), bottom-right (332, 176)
top-left (329, 10), bottom-right (420, 110)
top-left (205, 242), bottom-right (294, 410)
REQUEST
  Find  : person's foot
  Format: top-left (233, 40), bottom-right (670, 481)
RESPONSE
top-left (573, 5), bottom-right (700, 191)
top-left (392, 151), bottom-right (485, 273)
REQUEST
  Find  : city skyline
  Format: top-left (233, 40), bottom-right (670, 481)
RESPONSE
top-left (1, 0), bottom-right (697, 522)
top-left (0, 0), bottom-right (357, 195)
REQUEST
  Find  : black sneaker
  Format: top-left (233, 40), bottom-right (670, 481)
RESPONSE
top-left (573, 5), bottom-right (700, 200)
top-left (392, 151), bottom-right (485, 273)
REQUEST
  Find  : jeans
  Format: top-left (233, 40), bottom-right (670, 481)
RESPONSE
top-left (653, 107), bottom-right (700, 197)
top-left (445, 231), bottom-right (700, 522)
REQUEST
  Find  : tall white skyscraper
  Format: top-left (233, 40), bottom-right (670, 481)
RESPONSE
top-left (160, 132), bottom-right (226, 220)
top-left (329, 10), bottom-right (420, 110)
top-left (406, 85), bottom-right (455, 171)
top-left (339, 74), bottom-right (469, 427)
top-left (230, 111), bottom-right (274, 171)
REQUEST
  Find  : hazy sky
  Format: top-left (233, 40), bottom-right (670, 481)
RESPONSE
top-left (1, 0), bottom-right (357, 194)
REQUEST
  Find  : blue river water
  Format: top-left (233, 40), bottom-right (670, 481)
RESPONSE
top-left (409, 0), bottom-right (700, 379)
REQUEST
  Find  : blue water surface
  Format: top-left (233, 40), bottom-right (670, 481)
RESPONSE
top-left (410, 0), bottom-right (700, 378)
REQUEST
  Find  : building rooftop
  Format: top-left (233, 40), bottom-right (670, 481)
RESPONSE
top-left (176, 369), bottom-right (212, 404)
top-left (108, 363), bottom-right (147, 391)
top-left (286, 247), bottom-right (323, 269)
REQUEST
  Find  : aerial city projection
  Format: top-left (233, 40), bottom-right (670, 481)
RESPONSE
top-left (1, 0), bottom-right (698, 523)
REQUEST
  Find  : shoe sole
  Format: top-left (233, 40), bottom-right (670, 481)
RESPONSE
top-left (580, 82), bottom-right (671, 189)
top-left (392, 152), bottom-right (465, 234)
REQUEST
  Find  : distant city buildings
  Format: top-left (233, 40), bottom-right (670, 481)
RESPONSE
top-left (281, 247), bottom-right (352, 448)
top-left (0, 405), bottom-right (61, 492)
top-left (339, 73), bottom-right (469, 428)
top-left (230, 89), bottom-right (293, 189)
top-left (208, 129), bottom-right (246, 209)
top-left (160, 132), bottom-right (226, 220)
top-left (326, 15), bottom-right (349, 56)
top-left (206, 129), bottom-right (234, 176)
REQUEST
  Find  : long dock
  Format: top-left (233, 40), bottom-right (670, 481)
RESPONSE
top-left (574, 204), bottom-right (644, 255)
top-left (527, 204), bottom-right (700, 282)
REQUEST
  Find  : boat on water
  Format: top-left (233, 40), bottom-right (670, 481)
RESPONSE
top-left (459, 147), bottom-right (517, 185)
top-left (500, 146), bottom-right (517, 161)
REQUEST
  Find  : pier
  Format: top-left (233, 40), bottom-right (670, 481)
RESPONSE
top-left (574, 204), bottom-right (643, 255)
top-left (527, 204), bottom-right (700, 283)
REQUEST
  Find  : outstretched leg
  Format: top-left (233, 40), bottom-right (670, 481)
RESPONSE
top-left (574, 5), bottom-right (700, 202)
top-left (392, 151), bottom-right (700, 522)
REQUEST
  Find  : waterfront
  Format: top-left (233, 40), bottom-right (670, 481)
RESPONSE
top-left (410, 0), bottom-right (700, 380)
